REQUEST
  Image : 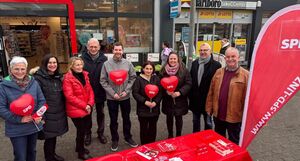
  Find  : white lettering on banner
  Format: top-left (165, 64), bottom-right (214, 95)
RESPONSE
top-left (281, 39), bottom-right (300, 49)
top-left (250, 76), bottom-right (300, 135)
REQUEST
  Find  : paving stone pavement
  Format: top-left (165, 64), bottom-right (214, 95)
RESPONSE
top-left (0, 92), bottom-right (299, 161)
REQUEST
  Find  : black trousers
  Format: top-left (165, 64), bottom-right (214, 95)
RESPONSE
top-left (138, 116), bottom-right (159, 145)
top-left (213, 117), bottom-right (241, 144)
top-left (44, 137), bottom-right (57, 161)
top-left (192, 112), bottom-right (213, 132)
top-left (166, 114), bottom-right (183, 138)
top-left (86, 102), bottom-right (105, 136)
top-left (72, 115), bottom-right (90, 154)
top-left (107, 99), bottom-right (132, 142)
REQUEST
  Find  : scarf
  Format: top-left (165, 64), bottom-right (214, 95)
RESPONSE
top-left (165, 63), bottom-right (179, 76)
top-left (72, 70), bottom-right (86, 86)
top-left (197, 55), bottom-right (211, 86)
top-left (88, 52), bottom-right (99, 61)
top-left (10, 74), bottom-right (30, 90)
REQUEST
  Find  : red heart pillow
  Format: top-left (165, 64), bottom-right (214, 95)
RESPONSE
top-left (145, 84), bottom-right (159, 99)
top-left (109, 70), bottom-right (128, 85)
top-left (160, 76), bottom-right (178, 92)
top-left (10, 94), bottom-right (35, 116)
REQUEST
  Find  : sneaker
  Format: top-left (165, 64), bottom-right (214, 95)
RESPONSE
top-left (125, 138), bottom-right (138, 148)
top-left (111, 141), bottom-right (118, 151)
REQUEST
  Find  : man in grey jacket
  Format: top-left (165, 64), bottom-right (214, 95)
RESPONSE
top-left (100, 42), bottom-right (138, 151)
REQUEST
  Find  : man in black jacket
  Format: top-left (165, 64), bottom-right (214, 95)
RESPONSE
top-left (189, 43), bottom-right (221, 132)
top-left (81, 38), bottom-right (108, 145)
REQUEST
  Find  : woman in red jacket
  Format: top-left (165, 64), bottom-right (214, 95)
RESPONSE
top-left (63, 57), bottom-right (94, 160)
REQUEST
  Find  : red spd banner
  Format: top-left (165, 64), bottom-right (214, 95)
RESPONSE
top-left (239, 5), bottom-right (300, 148)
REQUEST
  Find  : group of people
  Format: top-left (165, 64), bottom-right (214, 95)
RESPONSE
top-left (0, 37), bottom-right (249, 161)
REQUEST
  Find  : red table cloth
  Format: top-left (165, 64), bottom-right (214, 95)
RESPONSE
top-left (88, 130), bottom-right (252, 161)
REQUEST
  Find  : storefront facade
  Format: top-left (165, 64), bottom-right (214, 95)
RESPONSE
top-left (0, 0), bottom-right (159, 78)
top-left (161, 0), bottom-right (300, 67)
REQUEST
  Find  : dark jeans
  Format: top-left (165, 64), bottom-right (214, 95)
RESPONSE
top-left (214, 117), bottom-right (241, 144)
top-left (10, 132), bottom-right (38, 161)
top-left (44, 137), bottom-right (57, 161)
top-left (138, 116), bottom-right (159, 145)
top-left (107, 99), bottom-right (132, 142)
top-left (86, 102), bottom-right (105, 136)
top-left (166, 114), bottom-right (183, 138)
top-left (192, 112), bottom-right (213, 132)
top-left (72, 115), bottom-right (90, 154)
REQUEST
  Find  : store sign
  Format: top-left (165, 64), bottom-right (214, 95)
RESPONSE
top-left (196, 0), bottom-right (222, 8)
top-left (148, 53), bottom-right (160, 62)
top-left (199, 10), bottom-right (232, 19)
top-left (170, 0), bottom-right (181, 18)
top-left (181, 27), bottom-right (190, 43)
top-left (235, 39), bottom-right (246, 45)
top-left (126, 53), bottom-right (139, 62)
top-left (239, 5), bottom-right (300, 149)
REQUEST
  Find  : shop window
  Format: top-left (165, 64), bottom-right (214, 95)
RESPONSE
top-left (75, 18), bottom-right (115, 53)
top-left (118, 0), bottom-right (152, 13)
top-left (0, 3), bottom-right (66, 11)
top-left (73, 0), bottom-right (114, 12)
top-left (118, 18), bottom-right (153, 53)
top-left (1, 16), bottom-right (70, 72)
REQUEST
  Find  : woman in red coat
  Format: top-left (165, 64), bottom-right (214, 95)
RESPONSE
top-left (63, 57), bottom-right (94, 160)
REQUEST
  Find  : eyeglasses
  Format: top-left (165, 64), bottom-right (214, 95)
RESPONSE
top-left (199, 49), bottom-right (210, 52)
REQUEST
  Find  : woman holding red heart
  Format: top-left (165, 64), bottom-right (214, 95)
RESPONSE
top-left (0, 56), bottom-right (46, 161)
top-left (160, 52), bottom-right (192, 138)
top-left (132, 61), bottom-right (162, 145)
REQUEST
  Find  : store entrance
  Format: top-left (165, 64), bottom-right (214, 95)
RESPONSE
top-left (0, 16), bottom-right (70, 72)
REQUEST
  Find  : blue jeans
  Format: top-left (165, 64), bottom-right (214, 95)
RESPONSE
top-left (10, 133), bottom-right (38, 161)
top-left (192, 112), bottom-right (213, 133)
top-left (107, 99), bottom-right (132, 142)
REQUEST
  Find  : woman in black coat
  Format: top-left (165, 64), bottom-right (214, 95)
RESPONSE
top-left (160, 52), bottom-right (192, 138)
top-left (132, 61), bottom-right (162, 145)
top-left (33, 55), bottom-right (68, 161)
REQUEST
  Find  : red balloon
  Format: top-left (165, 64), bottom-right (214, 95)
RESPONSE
top-left (160, 76), bottom-right (178, 92)
top-left (109, 70), bottom-right (128, 86)
top-left (145, 84), bottom-right (159, 99)
top-left (10, 94), bottom-right (35, 116)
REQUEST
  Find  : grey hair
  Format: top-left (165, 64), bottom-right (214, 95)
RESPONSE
top-left (10, 56), bottom-right (28, 69)
top-left (200, 43), bottom-right (211, 50)
top-left (87, 38), bottom-right (100, 46)
top-left (225, 47), bottom-right (240, 56)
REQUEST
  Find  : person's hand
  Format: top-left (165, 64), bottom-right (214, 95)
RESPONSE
top-left (171, 91), bottom-right (181, 98)
top-left (86, 105), bottom-right (91, 114)
top-left (113, 93), bottom-right (121, 100)
top-left (119, 91), bottom-right (127, 98)
top-left (21, 115), bottom-right (32, 123)
top-left (145, 101), bottom-right (152, 107)
top-left (150, 102), bottom-right (157, 108)
top-left (167, 91), bottom-right (173, 96)
top-left (33, 116), bottom-right (43, 124)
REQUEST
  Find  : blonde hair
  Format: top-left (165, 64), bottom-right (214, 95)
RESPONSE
top-left (68, 57), bottom-right (84, 71)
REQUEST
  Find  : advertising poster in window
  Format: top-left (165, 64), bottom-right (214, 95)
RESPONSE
top-left (125, 34), bottom-right (141, 47)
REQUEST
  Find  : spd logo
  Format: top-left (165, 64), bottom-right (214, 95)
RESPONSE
top-left (279, 20), bottom-right (300, 51)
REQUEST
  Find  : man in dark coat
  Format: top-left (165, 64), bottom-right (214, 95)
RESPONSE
top-left (189, 43), bottom-right (221, 132)
top-left (81, 38), bottom-right (108, 145)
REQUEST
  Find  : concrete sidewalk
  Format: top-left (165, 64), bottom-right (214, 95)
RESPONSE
top-left (0, 92), bottom-right (299, 161)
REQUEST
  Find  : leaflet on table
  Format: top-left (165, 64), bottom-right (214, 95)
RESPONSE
top-left (136, 146), bottom-right (159, 160)
top-left (208, 139), bottom-right (234, 156)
